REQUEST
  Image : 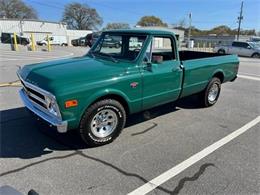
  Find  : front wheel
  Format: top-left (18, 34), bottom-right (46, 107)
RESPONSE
top-left (252, 53), bottom-right (260, 58)
top-left (79, 99), bottom-right (126, 146)
top-left (200, 77), bottom-right (221, 107)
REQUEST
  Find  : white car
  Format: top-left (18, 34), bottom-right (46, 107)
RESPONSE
top-left (213, 41), bottom-right (260, 58)
top-left (37, 35), bottom-right (67, 46)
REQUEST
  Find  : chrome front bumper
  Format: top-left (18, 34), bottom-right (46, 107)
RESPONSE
top-left (19, 89), bottom-right (68, 133)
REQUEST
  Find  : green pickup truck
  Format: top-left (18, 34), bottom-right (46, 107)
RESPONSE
top-left (18, 29), bottom-right (239, 146)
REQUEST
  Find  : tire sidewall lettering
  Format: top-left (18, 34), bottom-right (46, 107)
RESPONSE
top-left (97, 105), bottom-right (122, 118)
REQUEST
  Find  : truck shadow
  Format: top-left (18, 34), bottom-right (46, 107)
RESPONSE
top-left (0, 95), bottom-right (202, 159)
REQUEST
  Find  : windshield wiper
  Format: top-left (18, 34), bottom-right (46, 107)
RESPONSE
top-left (97, 52), bottom-right (118, 63)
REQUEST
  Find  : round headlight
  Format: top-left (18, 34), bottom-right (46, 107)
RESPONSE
top-left (46, 97), bottom-right (58, 116)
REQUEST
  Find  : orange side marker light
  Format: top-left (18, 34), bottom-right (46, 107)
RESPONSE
top-left (65, 100), bottom-right (78, 108)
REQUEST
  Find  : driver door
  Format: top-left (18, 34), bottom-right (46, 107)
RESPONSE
top-left (142, 36), bottom-right (183, 110)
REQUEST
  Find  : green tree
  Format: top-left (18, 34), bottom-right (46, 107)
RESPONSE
top-left (102, 22), bottom-right (130, 30)
top-left (208, 25), bottom-right (236, 35)
top-left (62, 3), bottom-right (103, 30)
top-left (0, 0), bottom-right (38, 19)
top-left (137, 16), bottom-right (168, 27)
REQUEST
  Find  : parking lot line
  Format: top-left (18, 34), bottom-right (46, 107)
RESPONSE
top-left (239, 72), bottom-right (260, 77)
top-left (0, 53), bottom-right (74, 62)
top-left (128, 116), bottom-right (260, 195)
top-left (238, 74), bottom-right (260, 81)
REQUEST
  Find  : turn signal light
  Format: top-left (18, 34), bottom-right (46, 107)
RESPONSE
top-left (65, 100), bottom-right (78, 108)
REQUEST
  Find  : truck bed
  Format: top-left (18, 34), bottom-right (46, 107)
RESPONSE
top-left (179, 50), bottom-right (228, 61)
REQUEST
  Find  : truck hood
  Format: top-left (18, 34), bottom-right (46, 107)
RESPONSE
top-left (19, 56), bottom-right (127, 93)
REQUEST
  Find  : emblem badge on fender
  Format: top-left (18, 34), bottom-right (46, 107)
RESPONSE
top-left (130, 82), bottom-right (138, 88)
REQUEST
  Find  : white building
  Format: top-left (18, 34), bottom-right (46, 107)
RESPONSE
top-left (135, 26), bottom-right (185, 45)
top-left (0, 18), bottom-right (92, 45)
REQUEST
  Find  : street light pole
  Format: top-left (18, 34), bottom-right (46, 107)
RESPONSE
top-left (237, 1), bottom-right (244, 41)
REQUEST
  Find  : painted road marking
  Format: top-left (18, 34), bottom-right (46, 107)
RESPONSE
top-left (238, 74), bottom-right (260, 81)
top-left (128, 116), bottom-right (260, 195)
top-left (0, 80), bottom-right (21, 87)
top-left (239, 72), bottom-right (260, 77)
top-left (0, 53), bottom-right (74, 62)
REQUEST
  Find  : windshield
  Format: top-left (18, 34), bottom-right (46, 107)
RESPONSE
top-left (249, 42), bottom-right (260, 49)
top-left (88, 33), bottom-right (147, 62)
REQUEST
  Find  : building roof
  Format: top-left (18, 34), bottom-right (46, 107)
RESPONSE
top-left (0, 18), bottom-right (67, 25)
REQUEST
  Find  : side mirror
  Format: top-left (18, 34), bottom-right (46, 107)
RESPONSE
top-left (247, 46), bottom-right (251, 49)
top-left (143, 57), bottom-right (152, 71)
top-left (152, 55), bottom-right (163, 64)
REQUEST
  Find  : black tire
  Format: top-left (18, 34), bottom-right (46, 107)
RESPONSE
top-left (200, 77), bottom-right (221, 107)
top-left (252, 53), bottom-right (260, 58)
top-left (218, 49), bottom-right (225, 54)
top-left (79, 99), bottom-right (126, 146)
top-left (115, 43), bottom-right (120, 48)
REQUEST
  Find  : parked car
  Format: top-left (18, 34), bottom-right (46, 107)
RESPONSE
top-left (102, 35), bottom-right (121, 48)
top-left (1, 32), bottom-right (30, 45)
top-left (37, 35), bottom-right (67, 46)
top-left (71, 38), bottom-right (79, 46)
top-left (17, 29), bottom-right (239, 146)
top-left (214, 41), bottom-right (260, 58)
top-left (85, 32), bottom-right (101, 47)
top-left (71, 37), bottom-right (87, 47)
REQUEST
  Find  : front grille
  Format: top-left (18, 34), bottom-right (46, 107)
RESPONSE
top-left (21, 81), bottom-right (48, 110)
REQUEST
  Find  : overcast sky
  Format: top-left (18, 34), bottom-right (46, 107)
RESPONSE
top-left (24, 0), bottom-right (260, 30)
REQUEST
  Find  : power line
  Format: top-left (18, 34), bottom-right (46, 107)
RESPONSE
top-left (26, 0), bottom-right (64, 10)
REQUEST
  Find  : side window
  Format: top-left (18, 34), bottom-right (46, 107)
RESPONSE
top-left (242, 43), bottom-right (250, 48)
top-left (152, 37), bottom-right (176, 62)
top-left (232, 42), bottom-right (248, 48)
top-left (232, 42), bottom-right (239, 47)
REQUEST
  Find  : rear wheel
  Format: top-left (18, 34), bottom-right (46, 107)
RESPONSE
top-left (200, 77), bottom-right (221, 107)
top-left (79, 99), bottom-right (126, 146)
top-left (218, 49), bottom-right (225, 54)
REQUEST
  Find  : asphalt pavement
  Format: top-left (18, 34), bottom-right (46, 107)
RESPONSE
top-left (0, 46), bottom-right (259, 195)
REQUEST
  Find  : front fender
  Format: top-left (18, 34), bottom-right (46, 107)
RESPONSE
top-left (78, 88), bottom-right (131, 122)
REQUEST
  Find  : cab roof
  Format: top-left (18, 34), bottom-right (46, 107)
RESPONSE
top-left (104, 28), bottom-right (176, 36)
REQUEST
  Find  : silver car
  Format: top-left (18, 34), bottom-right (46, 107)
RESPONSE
top-left (214, 41), bottom-right (260, 58)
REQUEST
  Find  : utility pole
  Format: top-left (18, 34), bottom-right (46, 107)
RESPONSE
top-left (237, 1), bottom-right (244, 41)
top-left (188, 12), bottom-right (192, 48)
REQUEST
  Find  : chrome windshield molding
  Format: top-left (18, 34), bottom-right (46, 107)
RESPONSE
top-left (17, 71), bottom-right (62, 119)
top-left (19, 89), bottom-right (68, 133)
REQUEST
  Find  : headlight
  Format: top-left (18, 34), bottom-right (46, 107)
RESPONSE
top-left (46, 96), bottom-right (59, 116)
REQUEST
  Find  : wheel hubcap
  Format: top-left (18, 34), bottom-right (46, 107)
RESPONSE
top-left (90, 109), bottom-right (118, 138)
top-left (208, 83), bottom-right (219, 102)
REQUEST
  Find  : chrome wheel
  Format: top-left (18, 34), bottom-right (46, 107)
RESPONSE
top-left (90, 109), bottom-right (118, 138)
top-left (208, 83), bottom-right (219, 102)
